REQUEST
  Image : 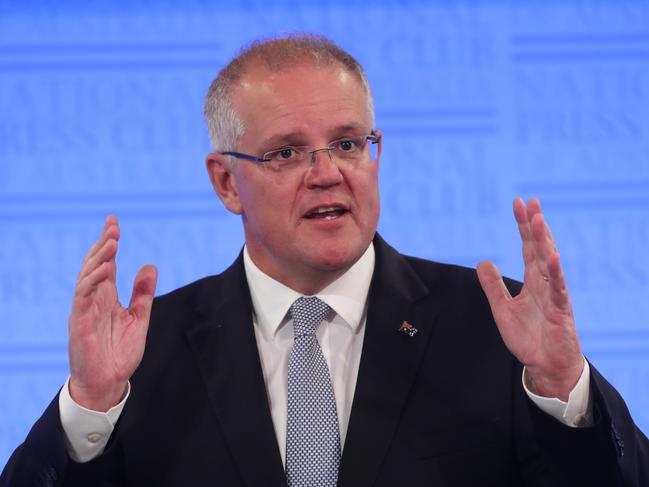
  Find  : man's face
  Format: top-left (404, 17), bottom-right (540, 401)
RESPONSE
top-left (208, 63), bottom-right (380, 293)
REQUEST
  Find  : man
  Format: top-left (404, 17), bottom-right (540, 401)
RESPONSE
top-left (2, 34), bottom-right (648, 486)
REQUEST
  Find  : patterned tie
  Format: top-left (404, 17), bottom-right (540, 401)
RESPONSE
top-left (286, 297), bottom-right (341, 487)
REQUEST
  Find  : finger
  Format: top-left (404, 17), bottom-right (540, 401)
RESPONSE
top-left (75, 260), bottom-right (115, 299)
top-left (513, 197), bottom-right (535, 265)
top-left (525, 203), bottom-right (572, 310)
top-left (477, 261), bottom-right (513, 316)
top-left (525, 198), bottom-right (555, 277)
top-left (123, 265), bottom-right (157, 350)
top-left (547, 251), bottom-right (570, 309)
top-left (77, 237), bottom-right (118, 284)
top-left (530, 212), bottom-right (555, 277)
top-left (528, 198), bottom-right (558, 260)
top-left (526, 197), bottom-right (542, 221)
top-left (528, 197), bottom-right (557, 243)
top-left (78, 223), bottom-right (119, 288)
top-left (513, 197), bottom-right (530, 235)
top-left (82, 216), bottom-right (120, 266)
top-left (129, 265), bottom-right (158, 323)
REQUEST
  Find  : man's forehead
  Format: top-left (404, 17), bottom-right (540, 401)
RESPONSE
top-left (234, 61), bottom-right (360, 96)
top-left (230, 62), bottom-right (372, 137)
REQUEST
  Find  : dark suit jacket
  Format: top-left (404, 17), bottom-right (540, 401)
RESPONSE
top-left (2, 236), bottom-right (648, 486)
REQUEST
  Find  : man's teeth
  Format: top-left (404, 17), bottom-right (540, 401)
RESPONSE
top-left (307, 207), bottom-right (346, 219)
top-left (313, 207), bottom-right (338, 214)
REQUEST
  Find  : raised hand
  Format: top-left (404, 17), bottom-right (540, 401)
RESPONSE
top-left (477, 198), bottom-right (584, 401)
top-left (68, 216), bottom-right (158, 412)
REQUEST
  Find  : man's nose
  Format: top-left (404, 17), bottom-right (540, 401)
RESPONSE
top-left (304, 148), bottom-right (343, 187)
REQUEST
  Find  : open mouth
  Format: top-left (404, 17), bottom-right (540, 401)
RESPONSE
top-left (304, 206), bottom-right (349, 220)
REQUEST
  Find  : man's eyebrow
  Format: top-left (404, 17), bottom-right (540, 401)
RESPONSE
top-left (330, 123), bottom-right (369, 137)
top-left (260, 132), bottom-right (310, 150)
top-left (260, 124), bottom-right (370, 150)
top-left (329, 123), bottom-right (368, 138)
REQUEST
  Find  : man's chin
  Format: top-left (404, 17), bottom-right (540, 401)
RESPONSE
top-left (306, 243), bottom-right (365, 273)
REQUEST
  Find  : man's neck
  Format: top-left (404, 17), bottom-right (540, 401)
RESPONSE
top-left (249, 260), bottom-right (349, 295)
top-left (243, 243), bottom-right (374, 296)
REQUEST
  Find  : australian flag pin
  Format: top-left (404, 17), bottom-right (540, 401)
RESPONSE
top-left (398, 321), bottom-right (418, 337)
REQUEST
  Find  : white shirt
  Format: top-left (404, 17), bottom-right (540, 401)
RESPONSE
top-left (59, 242), bottom-right (591, 463)
top-left (245, 244), bottom-right (373, 464)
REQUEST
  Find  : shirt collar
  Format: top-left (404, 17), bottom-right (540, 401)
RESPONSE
top-left (243, 243), bottom-right (376, 341)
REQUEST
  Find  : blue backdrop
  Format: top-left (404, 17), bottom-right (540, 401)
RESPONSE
top-left (1, 0), bottom-right (648, 467)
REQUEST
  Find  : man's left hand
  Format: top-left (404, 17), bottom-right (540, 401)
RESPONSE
top-left (477, 197), bottom-right (584, 401)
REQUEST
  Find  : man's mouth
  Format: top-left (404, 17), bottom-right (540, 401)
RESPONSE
top-left (304, 206), bottom-right (349, 220)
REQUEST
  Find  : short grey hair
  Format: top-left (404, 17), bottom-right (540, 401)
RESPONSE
top-left (203, 33), bottom-right (375, 153)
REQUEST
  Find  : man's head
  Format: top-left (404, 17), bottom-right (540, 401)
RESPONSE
top-left (204, 34), bottom-right (374, 153)
top-left (205, 34), bottom-right (381, 294)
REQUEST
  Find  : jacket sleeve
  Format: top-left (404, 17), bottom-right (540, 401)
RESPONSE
top-left (528, 362), bottom-right (649, 487)
top-left (0, 393), bottom-right (124, 487)
top-left (1, 394), bottom-right (68, 486)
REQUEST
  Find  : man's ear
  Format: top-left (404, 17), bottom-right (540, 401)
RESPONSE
top-left (206, 153), bottom-right (243, 214)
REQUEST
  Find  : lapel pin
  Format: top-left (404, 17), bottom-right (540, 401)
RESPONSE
top-left (398, 321), bottom-right (418, 337)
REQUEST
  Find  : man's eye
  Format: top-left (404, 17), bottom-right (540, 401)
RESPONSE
top-left (267, 147), bottom-right (301, 161)
top-left (337, 139), bottom-right (357, 152)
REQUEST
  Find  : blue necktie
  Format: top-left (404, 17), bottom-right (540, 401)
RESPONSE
top-left (286, 297), bottom-right (341, 487)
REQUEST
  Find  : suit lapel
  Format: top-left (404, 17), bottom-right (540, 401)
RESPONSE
top-left (184, 256), bottom-right (286, 487)
top-left (338, 236), bottom-right (438, 487)
top-left (180, 238), bottom-right (440, 486)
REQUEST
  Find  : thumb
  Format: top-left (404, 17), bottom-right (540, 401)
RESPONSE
top-left (129, 264), bottom-right (158, 323)
top-left (477, 261), bottom-right (511, 314)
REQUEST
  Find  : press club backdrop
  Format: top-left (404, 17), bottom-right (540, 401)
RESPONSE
top-left (1, 0), bottom-right (648, 467)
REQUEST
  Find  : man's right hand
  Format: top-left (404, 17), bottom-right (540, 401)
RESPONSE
top-left (68, 216), bottom-right (158, 412)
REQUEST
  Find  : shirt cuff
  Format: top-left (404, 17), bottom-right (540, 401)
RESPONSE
top-left (58, 376), bottom-right (130, 463)
top-left (522, 358), bottom-right (593, 428)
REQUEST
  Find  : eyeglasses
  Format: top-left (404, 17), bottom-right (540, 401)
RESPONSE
top-left (217, 132), bottom-right (381, 172)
